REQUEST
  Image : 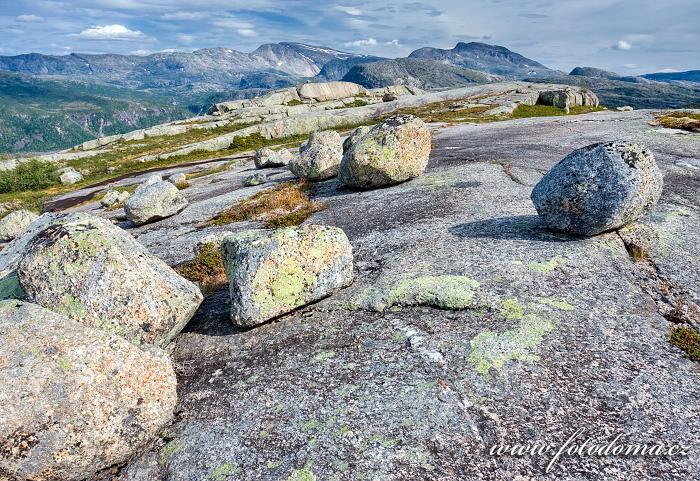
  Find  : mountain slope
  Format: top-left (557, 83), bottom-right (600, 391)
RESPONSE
top-left (316, 56), bottom-right (385, 81)
top-left (643, 70), bottom-right (700, 84)
top-left (408, 42), bottom-right (554, 78)
top-left (343, 58), bottom-right (498, 89)
top-left (570, 66), bottom-right (621, 79)
top-left (0, 43), bottom-right (363, 94)
top-left (0, 71), bottom-right (191, 153)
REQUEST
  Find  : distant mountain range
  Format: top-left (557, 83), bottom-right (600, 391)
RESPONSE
top-left (0, 41), bottom-right (698, 154)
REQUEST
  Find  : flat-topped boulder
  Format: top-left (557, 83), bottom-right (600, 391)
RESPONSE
top-left (297, 81), bottom-right (367, 102)
top-left (222, 225), bottom-right (354, 326)
top-left (0, 300), bottom-right (176, 481)
top-left (15, 213), bottom-right (203, 346)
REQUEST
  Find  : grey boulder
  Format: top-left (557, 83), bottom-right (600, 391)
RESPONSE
top-left (289, 130), bottom-right (343, 181)
top-left (100, 189), bottom-right (130, 208)
top-left (531, 141), bottom-right (663, 236)
top-left (222, 225), bottom-right (354, 326)
top-left (125, 181), bottom-right (189, 226)
top-left (0, 210), bottom-right (38, 242)
top-left (59, 168), bottom-right (83, 186)
top-left (0, 300), bottom-right (177, 481)
top-left (168, 172), bottom-right (189, 188)
top-left (254, 147), bottom-right (293, 169)
top-left (16, 213), bottom-right (203, 346)
top-left (342, 125), bottom-right (371, 153)
top-left (243, 172), bottom-right (267, 186)
top-left (339, 115), bottom-right (432, 189)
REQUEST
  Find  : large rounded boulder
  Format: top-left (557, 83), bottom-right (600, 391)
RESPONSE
top-left (339, 115), bottom-right (432, 189)
top-left (531, 141), bottom-right (663, 236)
top-left (0, 210), bottom-right (38, 242)
top-left (0, 300), bottom-right (177, 481)
top-left (222, 225), bottom-right (354, 326)
top-left (289, 130), bottom-right (343, 181)
top-left (16, 213), bottom-right (203, 346)
top-left (125, 181), bottom-right (188, 226)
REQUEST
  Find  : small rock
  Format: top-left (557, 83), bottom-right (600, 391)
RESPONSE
top-left (617, 106), bottom-right (634, 112)
top-left (0, 300), bottom-right (177, 481)
top-left (125, 181), bottom-right (189, 226)
top-left (382, 92), bottom-right (399, 102)
top-left (59, 168), bottom-right (83, 185)
top-left (167, 172), bottom-right (189, 188)
top-left (0, 210), bottom-right (38, 242)
top-left (244, 172), bottom-right (267, 186)
top-left (531, 141), bottom-right (663, 236)
top-left (343, 126), bottom-right (371, 153)
top-left (222, 225), bottom-right (354, 326)
top-left (289, 130), bottom-right (343, 181)
top-left (100, 189), bottom-right (130, 208)
top-left (16, 213), bottom-right (203, 346)
top-left (339, 115), bottom-right (432, 189)
top-left (136, 174), bottom-right (163, 193)
top-left (254, 147), bottom-right (293, 169)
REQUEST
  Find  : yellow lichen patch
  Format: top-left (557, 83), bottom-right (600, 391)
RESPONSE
top-left (207, 181), bottom-right (325, 228)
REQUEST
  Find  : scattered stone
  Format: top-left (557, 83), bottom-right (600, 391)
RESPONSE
top-left (617, 106), bottom-right (634, 112)
top-left (222, 225), bottom-right (354, 326)
top-left (16, 213), bottom-right (203, 346)
top-left (531, 141), bottom-right (663, 236)
top-left (339, 115), bottom-right (432, 189)
top-left (136, 174), bottom-right (163, 193)
top-left (100, 190), bottom-right (131, 208)
top-left (0, 300), bottom-right (177, 481)
top-left (125, 181), bottom-right (189, 226)
top-left (59, 168), bottom-right (83, 185)
top-left (290, 130), bottom-right (343, 181)
top-left (168, 172), bottom-right (189, 188)
top-left (244, 172), bottom-right (267, 186)
top-left (343, 125), bottom-right (371, 153)
top-left (0, 210), bottom-right (38, 242)
top-left (254, 147), bottom-right (293, 169)
top-left (383, 92), bottom-right (399, 102)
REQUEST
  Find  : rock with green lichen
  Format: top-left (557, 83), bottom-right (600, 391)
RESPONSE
top-left (222, 224), bottom-right (353, 326)
top-left (531, 141), bottom-right (663, 236)
top-left (15, 212), bottom-right (203, 346)
top-left (125, 181), bottom-right (189, 226)
top-left (339, 115), bottom-right (431, 189)
top-left (342, 125), bottom-right (371, 153)
top-left (387, 275), bottom-right (480, 310)
top-left (0, 210), bottom-right (38, 242)
top-left (244, 172), bottom-right (268, 187)
top-left (289, 130), bottom-right (343, 181)
top-left (0, 300), bottom-right (176, 481)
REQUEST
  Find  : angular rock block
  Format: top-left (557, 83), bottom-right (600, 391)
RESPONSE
top-left (340, 115), bottom-right (432, 189)
top-left (0, 300), bottom-right (177, 481)
top-left (531, 141), bottom-right (663, 236)
top-left (16, 213), bottom-right (203, 346)
top-left (222, 225), bottom-right (354, 326)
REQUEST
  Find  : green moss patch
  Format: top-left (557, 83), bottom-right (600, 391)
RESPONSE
top-left (176, 242), bottom-right (227, 297)
top-left (670, 326), bottom-right (700, 361)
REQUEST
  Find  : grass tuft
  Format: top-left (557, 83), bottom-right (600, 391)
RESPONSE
top-left (207, 180), bottom-right (325, 228)
top-left (654, 111), bottom-right (700, 132)
top-left (175, 242), bottom-right (228, 296)
top-left (670, 326), bottom-right (700, 361)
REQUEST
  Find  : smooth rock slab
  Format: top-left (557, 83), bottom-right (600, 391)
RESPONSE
top-left (339, 115), bottom-right (432, 189)
top-left (125, 181), bottom-right (189, 226)
top-left (531, 141), bottom-right (663, 236)
top-left (290, 130), bottom-right (343, 181)
top-left (222, 225), bottom-right (354, 326)
top-left (16, 213), bottom-right (203, 346)
top-left (0, 300), bottom-right (177, 481)
top-left (0, 210), bottom-right (38, 242)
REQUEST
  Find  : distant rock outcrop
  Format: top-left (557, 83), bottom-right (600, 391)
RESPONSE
top-left (569, 66), bottom-right (621, 79)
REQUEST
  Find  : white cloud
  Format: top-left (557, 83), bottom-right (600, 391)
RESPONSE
top-left (75, 24), bottom-right (146, 40)
top-left (658, 68), bottom-right (680, 73)
top-left (613, 40), bottom-right (632, 51)
top-left (177, 33), bottom-right (195, 44)
top-left (212, 18), bottom-right (254, 30)
top-left (237, 29), bottom-right (258, 38)
top-left (344, 37), bottom-right (377, 47)
top-left (162, 11), bottom-right (207, 21)
top-left (334, 5), bottom-right (362, 16)
top-left (385, 39), bottom-right (401, 47)
top-left (16, 14), bottom-right (44, 23)
top-left (129, 49), bottom-right (152, 56)
top-left (624, 63), bottom-right (638, 69)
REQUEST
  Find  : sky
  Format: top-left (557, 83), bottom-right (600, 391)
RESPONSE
top-left (0, 0), bottom-right (698, 75)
